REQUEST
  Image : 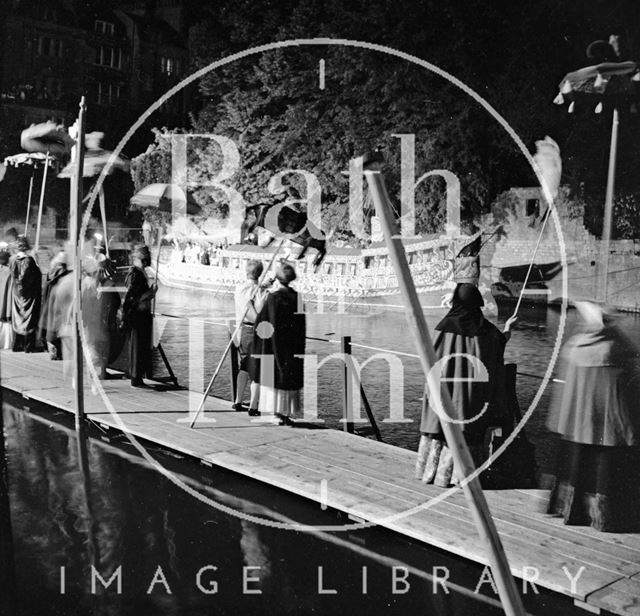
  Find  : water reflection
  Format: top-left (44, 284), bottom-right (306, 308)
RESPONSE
top-left (0, 388), bottom-right (17, 616)
top-left (158, 288), bottom-right (596, 442)
top-left (155, 289), bottom-right (640, 472)
top-left (3, 400), bottom-right (530, 616)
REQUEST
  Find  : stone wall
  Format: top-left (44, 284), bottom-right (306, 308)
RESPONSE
top-left (481, 187), bottom-right (640, 311)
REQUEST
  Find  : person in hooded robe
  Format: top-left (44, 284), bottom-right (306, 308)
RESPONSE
top-left (249, 263), bottom-right (305, 425)
top-left (0, 250), bottom-right (13, 349)
top-left (38, 250), bottom-right (71, 359)
top-left (10, 235), bottom-right (42, 352)
top-left (416, 283), bottom-right (516, 487)
top-left (545, 301), bottom-right (640, 532)
top-left (82, 256), bottom-right (122, 380)
top-left (123, 245), bottom-right (156, 387)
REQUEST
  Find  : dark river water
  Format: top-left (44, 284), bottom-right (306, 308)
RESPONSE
top-left (2, 287), bottom-right (638, 616)
top-left (154, 287), bottom-right (640, 473)
top-left (1, 397), bottom-right (575, 616)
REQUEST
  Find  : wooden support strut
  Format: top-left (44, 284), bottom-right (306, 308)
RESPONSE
top-left (34, 151), bottom-right (50, 255)
top-left (600, 107), bottom-right (619, 303)
top-left (357, 381), bottom-right (383, 442)
top-left (71, 99), bottom-right (87, 428)
top-left (228, 317), bottom-right (239, 403)
top-left (364, 165), bottom-right (525, 616)
top-left (341, 335), bottom-right (355, 434)
top-left (339, 336), bottom-right (384, 442)
top-left (339, 336), bottom-right (383, 441)
top-left (98, 186), bottom-right (109, 258)
top-left (24, 169), bottom-right (34, 234)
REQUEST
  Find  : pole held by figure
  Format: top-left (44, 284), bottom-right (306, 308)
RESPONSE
top-left (363, 153), bottom-right (525, 616)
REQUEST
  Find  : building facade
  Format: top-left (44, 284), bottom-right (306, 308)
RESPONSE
top-left (0, 0), bottom-right (191, 230)
top-left (0, 0), bottom-right (189, 132)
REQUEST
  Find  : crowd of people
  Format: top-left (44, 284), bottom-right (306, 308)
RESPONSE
top-left (170, 241), bottom-right (231, 267)
top-left (1, 223), bottom-right (638, 533)
top-left (232, 260), bottom-right (306, 426)
top-left (231, 262), bottom-right (640, 532)
top-left (0, 227), bottom-right (156, 390)
top-left (414, 282), bottom-right (640, 533)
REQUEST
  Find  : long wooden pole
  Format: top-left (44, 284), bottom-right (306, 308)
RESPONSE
top-left (24, 169), bottom-right (34, 234)
top-left (364, 167), bottom-right (525, 616)
top-left (34, 152), bottom-right (50, 253)
top-left (71, 99), bottom-right (87, 428)
top-left (98, 187), bottom-right (109, 258)
top-left (189, 239), bottom-right (285, 428)
top-left (152, 227), bottom-right (162, 317)
top-left (600, 107), bottom-right (619, 302)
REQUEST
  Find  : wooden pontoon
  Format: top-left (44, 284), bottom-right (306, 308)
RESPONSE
top-left (1, 349), bottom-right (639, 615)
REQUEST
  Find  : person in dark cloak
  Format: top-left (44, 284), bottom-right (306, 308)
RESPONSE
top-left (0, 250), bottom-right (13, 349)
top-left (123, 245), bottom-right (156, 387)
top-left (416, 283), bottom-right (516, 486)
top-left (545, 301), bottom-right (640, 532)
top-left (38, 250), bottom-right (70, 359)
top-left (82, 256), bottom-right (122, 380)
top-left (249, 263), bottom-right (305, 425)
top-left (10, 235), bottom-right (42, 353)
top-left (199, 245), bottom-right (210, 266)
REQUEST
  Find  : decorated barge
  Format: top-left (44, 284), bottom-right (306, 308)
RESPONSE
top-left (157, 231), bottom-right (485, 308)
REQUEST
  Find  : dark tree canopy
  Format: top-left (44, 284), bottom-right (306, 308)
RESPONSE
top-left (134, 0), bottom-right (640, 240)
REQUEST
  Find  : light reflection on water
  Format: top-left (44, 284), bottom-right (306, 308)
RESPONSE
top-left (156, 287), bottom-right (640, 472)
top-left (1, 401), bottom-right (521, 616)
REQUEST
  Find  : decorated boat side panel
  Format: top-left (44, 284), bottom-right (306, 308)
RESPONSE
top-left (157, 233), bottom-right (477, 298)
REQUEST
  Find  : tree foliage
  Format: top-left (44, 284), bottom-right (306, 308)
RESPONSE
top-left (132, 0), bottom-right (640, 240)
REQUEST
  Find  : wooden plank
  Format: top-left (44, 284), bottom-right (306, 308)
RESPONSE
top-left (99, 413), bottom-right (302, 458)
top-left (505, 490), bottom-right (640, 553)
top-left (587, 576), bottom-right (640, 616)
top-left (206, 442), bottom-right (624, 600)
top-left (273, 432), bottom-right (640, 570)
top-left (0, 376), bottom-right (62, 394)
top-left (16, 368), bottom-right (640, 587)
top-left (0, 349), bottom-right (637, 614)
top-left (480, 493), bottom-right (640, 566)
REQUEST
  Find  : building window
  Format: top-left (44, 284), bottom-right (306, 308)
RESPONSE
top-left (97, 82), bottom-right (121, 105)
top-left (526, 198), bottom-right (540, 218)
top-left (96, 46), bottom-right (122, 69)
top-left (37, 37), bottom-right (63, 57)
top-left (95, 20), bottom-right (114, 36)
top-left (160, 56), bottom-right (177, 76)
